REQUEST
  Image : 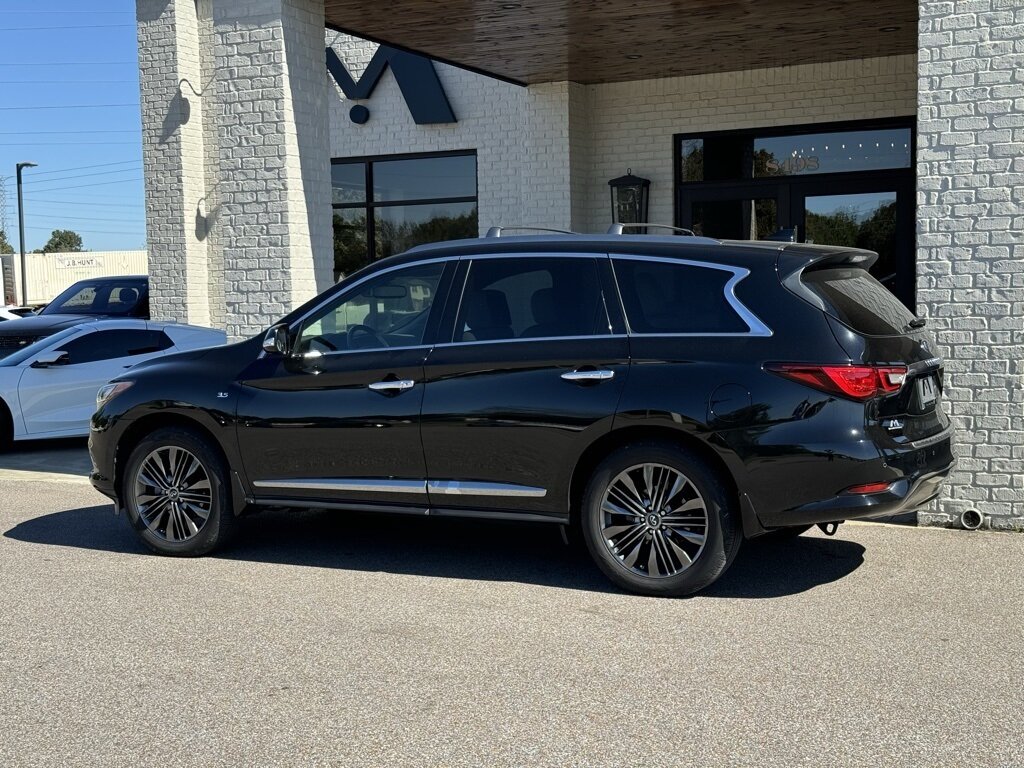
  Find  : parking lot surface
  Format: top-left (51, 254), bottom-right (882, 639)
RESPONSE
top-left (0, 448), bottom-right (1022, 767)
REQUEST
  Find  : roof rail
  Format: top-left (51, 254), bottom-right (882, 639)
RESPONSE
top-left (485, 226), bottom-right (577, 238)
top-left (607, 223), bottom-right (695, 236)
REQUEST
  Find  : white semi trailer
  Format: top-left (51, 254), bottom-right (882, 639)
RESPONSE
top-left (1, 250), bottom-right (148, 307)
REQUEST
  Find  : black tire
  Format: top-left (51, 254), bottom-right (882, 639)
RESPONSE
top-left (581, 441), bottom-right (740, 597)
top-left (0, 402), bottom-right (11, 452)
top-left (123, 427), bottom-right (235, 556)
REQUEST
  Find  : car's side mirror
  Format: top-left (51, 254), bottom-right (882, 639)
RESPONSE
top-left (262, 323), bottom-right (292, 356)
top-left (31, 350), bottom-right (69, 369)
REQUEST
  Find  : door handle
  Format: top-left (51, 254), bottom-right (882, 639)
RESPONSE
top-left (560, 369), bottom-right (615, 382)
top-left (368, 379), bottom-right (415, 393)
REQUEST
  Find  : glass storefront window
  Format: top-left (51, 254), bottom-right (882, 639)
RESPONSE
top-left (678, 126), bottom-right (911, 182)
top-left (375, 201), bottom-right (478, 260)
top-left (755, 129), bottom-right (911, 177)
top-left (372, 154), bottom-right (476, 202)
top-left (331, 162), bottom-right (366, 204)
top-left (331, 152), bottom-right (478, 280)
top-left (805, 192), bottom-right (899, 286)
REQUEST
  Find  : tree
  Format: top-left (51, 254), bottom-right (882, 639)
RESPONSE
top-left (0, 228), bottom-right (13, 255)
top-left (37, 229), bottom-right (84, 254)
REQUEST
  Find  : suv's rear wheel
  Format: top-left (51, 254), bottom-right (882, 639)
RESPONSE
top-left (581, 442), bottom-right (740, 597)
top-left (123, 427), bottom-right (234, 556)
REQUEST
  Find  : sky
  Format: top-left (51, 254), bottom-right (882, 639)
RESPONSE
top-left (0, 1), bottom-right (144, 252)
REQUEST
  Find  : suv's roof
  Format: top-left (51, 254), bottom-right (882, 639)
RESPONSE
top-left (397, 234), bottom-right (873, 272)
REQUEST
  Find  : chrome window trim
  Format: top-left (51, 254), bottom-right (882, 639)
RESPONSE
top-left (427, 480), bottom-right (547, 498)
top-left (252, 477), bottom-right (548, 498)
top-left (434, 334), bottom-right (627, 349)
top-left (253, 478), bottom-right (428, 494)
top-left (609, 253), bottom-right (773, 338)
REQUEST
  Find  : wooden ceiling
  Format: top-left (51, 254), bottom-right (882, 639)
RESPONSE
top-left (324, 0), bottom-right (917, 85)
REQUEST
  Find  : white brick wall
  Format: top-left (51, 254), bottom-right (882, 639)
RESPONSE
top-left (916, 0), bottom-right (1024, 531)
top-left (580, 56), bottom-right (918, 232)
top-left (139, 0), bottom-right (331, 338)
top-left (327, 38), bottom-right (916, 235)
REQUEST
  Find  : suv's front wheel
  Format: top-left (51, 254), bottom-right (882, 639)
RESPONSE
top-left (123, 427), bottom-right (235, 556)
top-left (581, 442), bottom-right (740, 597)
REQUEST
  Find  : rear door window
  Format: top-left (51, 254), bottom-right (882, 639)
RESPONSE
top-left (801, 267), bottom-right (914, 335)
top-left (613, 258), bottom-right (749, 334)
top-left (453, 257), bottom-right (609, 342)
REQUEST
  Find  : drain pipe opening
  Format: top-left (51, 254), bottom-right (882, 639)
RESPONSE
top-left (960, 509), bottom-right (984, 531)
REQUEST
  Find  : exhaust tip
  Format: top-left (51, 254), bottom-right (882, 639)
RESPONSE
top-left (960, 509), bottom-right (984, 531)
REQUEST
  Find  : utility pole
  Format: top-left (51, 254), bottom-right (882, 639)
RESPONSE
top-left (16, 161), bottom-right (37, 306)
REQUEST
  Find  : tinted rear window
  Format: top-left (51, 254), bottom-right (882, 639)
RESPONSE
top-left (801, 267), bottom-right (914, 335)
top-left (614, 258), bottom-right (748, 334)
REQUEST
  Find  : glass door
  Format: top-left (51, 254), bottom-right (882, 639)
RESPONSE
top-left (792, 175), bottom-right (915, 309)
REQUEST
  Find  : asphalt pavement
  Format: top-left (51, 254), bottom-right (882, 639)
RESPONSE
top-left (0, 443), bottom-right (1021, 767)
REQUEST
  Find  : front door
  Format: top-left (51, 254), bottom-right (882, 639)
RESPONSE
top-left (419, 255), bottom-right (629, 521)
top-left (19, 327), bottom-right (170, 436)
top-left (235, 260), bottom-right (452, 509)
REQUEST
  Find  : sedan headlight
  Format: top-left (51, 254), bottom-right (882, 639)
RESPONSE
top-left (96, 381), bottom-right (134, 410)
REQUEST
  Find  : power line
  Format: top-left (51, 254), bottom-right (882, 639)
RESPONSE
top-left (0, 80), bottom-right (136, 84)
top-left (26, 225), bottom-right (145, 235)
top-left (0, 24), bottom-right (135, 31)
top-left (20, 213), bottom-right (144, 224)
top-left (3, 166), bottom-right (141, 186)
top-left (0, 141), bottom-right (140, 146)
top-left (0, 62), bottom-right (134, 67)
top-left (0, 103), bottom-right (138, 111)
top-left (0, 130), bottom-right (139, 135)
top-left (27, 198), bottom-right (144, 208)
top-left (29, 160), bottom-right (142, 176)
top-left (23, 178), bottom-right (143, 194)
top-left (0, 9), bottom-right (132, 13)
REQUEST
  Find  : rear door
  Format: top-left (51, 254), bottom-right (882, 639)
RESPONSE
top-left (419, 254), bottom-right (628, 521)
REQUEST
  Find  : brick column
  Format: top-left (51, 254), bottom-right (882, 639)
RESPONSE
top-left (209, 0), bottom-right (332, 340)
top-left (137, 0), bottom-right (212, 325)
top-left (916, 0), bottom-right (1024, 530)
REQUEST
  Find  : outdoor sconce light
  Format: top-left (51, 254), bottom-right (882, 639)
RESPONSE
top-left (608, 169), bottom-right (650, 227)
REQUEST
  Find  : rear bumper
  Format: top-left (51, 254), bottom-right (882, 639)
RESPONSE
top-left (760, 427), bottom-right (955, 529)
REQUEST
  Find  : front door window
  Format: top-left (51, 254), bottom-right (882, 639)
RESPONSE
top-left (691, 198), bottom-right (779, 240)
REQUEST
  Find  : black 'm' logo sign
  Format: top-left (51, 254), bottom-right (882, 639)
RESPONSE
top-left (326, 45), bottom-right (457, 125)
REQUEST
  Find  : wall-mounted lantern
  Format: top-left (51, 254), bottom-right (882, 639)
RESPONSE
top-left (608, 168), bottom-right (650, 226)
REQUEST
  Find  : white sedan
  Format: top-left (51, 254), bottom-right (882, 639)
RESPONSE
top-left (0, 319), bottom-right (226, 445)
top-left (0, 306), bottom-right (34, 322)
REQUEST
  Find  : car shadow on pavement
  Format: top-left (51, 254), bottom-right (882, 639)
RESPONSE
top-left (0, 437), bottom-right (91, 477)
top-left (4, 504), bottom-right (865, 599)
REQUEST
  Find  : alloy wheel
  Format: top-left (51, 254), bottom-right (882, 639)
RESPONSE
top-left (599, 463), bottom-right (709, 578)
top-left (133, 446), bottom-right (213, 542)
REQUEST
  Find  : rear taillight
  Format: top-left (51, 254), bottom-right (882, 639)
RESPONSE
top-left (844, 481), bottom-right (894, 495)
top-left (766, 364), bottom-right (908, 401)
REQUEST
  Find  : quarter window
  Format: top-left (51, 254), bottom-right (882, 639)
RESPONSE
top-left (296, 262), bottom-right (444, 355)
top-left (454, 257), bottom-right (609, 343)
top-left (614, 259), bottom-right (749, 334)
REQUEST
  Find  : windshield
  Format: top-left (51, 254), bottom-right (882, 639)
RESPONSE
top-left (41, 279), bottom-right (147, 317)
top-left (0, 327), bottom-right (79, 367)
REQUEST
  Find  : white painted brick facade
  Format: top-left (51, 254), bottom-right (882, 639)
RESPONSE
top-left (916, 0), bottom-right (1024, 531)
top-left (138, 0), bottom-right (332, 339)
top-left (327, 34), bottom-right (916, 235)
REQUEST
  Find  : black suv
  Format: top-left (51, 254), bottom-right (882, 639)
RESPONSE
top-left (0, 276), bottom-right (149, 360)
top-left (89, 235), bottom-right (953, 596)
